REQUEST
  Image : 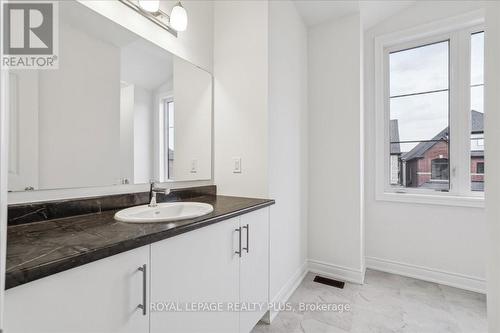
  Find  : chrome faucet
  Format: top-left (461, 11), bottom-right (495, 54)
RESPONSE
top-left (149, 180), bottom-right (170, 207)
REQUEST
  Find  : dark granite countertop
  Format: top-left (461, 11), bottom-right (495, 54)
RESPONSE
top-left (6, 194), bottom-right (274, 289)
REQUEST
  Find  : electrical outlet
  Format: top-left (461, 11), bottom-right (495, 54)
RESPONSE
top-left (233, 157), bottom-right (242, 173)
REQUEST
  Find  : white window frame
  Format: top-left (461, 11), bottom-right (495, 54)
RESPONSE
top-left (374, 11), bottom-right (485, 208)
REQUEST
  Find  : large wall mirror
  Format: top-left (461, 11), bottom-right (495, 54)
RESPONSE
top-left (7, 1), bottom-right (212, 192)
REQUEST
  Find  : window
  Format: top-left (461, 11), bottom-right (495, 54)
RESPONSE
top-left (476, 162), bottom-right (484, 174)
top-left (159, 97), bottom-right (174, 180)
top-left (431, 158), bottom-right (449, 180)
top-left (389, 40), bottom-right (450, 191)
top-left (376, 15), bottom-right (486, 205)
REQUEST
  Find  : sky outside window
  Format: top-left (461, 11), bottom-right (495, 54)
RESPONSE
top-left (389, 41), bottom-right (450, 152)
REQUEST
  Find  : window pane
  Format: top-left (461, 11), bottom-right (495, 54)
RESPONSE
top-left (390, 41), bottom-right (449, 96)
top-left (470, 32), bottom-right (484, 192)
top-left (168, 130), bottom-right (174, 151)
top-left (168, 101), bottom-right (174, 126)
top-left (162, 100), bottom-right (175, 180)
top-left (477, 162), bottom-right (484, 174)
top-left (390, 91), bottom-right (449, 142)
top-left (168, 102), bottom-right (175, 150)
top-left (389, 40), bottom-right (450, 191)
top-left (471, 32), bottom-right (484, 86)
top-left (470, 132), bottom-right (484, 192)
top-left (471, 85), bottom-right (484, 113)
top-left (167, 101), bottom-right (174, 179)
top-left (432, 158), bottom-right (449, 180)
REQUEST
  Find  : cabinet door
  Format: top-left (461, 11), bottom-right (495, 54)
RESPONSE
top-left (150, 218), bottom-right (240, 333)
top-left (4, 246), bottom-right (150, 333)
top-left (239, 208), bottom-right (270, 333)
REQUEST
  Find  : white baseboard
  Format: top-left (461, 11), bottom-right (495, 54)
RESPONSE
top-left (266, 261), bottom-right (308, 323)
top-left (366, 256), bottom-right (486, 294)
top-left (308, 259), bottom-right (365, 284)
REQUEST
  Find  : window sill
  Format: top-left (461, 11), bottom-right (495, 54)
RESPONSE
top-left (376, 191), bottom-right (485, 208)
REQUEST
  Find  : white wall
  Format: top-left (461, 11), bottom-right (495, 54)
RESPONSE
top-left (268, 0), bottom-right (308, 316)
top-left (364, 1), bottom-right (489, 292)
top-left (485, 1), bottom-right (500, 331)
top-left (173, 57), bottom-right (212, 181)
top-left (308, 14), bottom-right (365, 283)
top-left (7, 71), bottom-right (39, 191)
top-left (38, 21), bottom-right (121, 189)
top-left (213, 0), bottom-right (269, 198)
top-left (120, 83), bottom-right (135, 183)
top-left (133, 86), bottom-right (154, 184)
top-left (213, 3), bottom-right (312, 319)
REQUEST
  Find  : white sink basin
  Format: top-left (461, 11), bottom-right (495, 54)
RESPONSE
top-left (114, 202), bottom-right (214, 223)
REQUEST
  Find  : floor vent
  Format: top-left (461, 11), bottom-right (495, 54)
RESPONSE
top-left (313, 275), bottom-right (345, 289)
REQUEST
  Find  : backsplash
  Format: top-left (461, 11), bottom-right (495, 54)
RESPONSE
top-left (8, 185), bottom-right (216, 226)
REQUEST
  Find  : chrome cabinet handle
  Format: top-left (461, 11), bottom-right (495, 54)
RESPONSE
top-left (243, 224), bottom-right (249, 253)
top-left (138, 264), bottom-right (147, 315)
top-left (235, 227), bottom-right (242, 257)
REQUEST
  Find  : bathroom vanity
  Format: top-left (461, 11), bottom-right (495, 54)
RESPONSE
top-left (4, 187), bottom-right (274, 333)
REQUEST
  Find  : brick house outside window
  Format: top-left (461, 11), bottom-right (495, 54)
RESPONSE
top-left (390, 110), bottom-right (484, 191)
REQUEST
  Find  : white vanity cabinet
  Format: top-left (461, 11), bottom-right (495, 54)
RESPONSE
top-left (4, 207), bottom-right (270, 333)
top-left (4, 245), bottom-right (150, 333)
top-left (239, 208), bottom-right (270, 333)
top-left (149, 207), bottom-right (270, 333)
top-left (149, 217), bottom-right (240, 333)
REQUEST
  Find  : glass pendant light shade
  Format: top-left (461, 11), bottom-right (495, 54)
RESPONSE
top-left (138, 0), bottom-right (160, 13)
top-left (170, 2), bottom-right (187, 31)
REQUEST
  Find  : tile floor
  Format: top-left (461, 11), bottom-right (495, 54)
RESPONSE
top-left (252, 269), bottom-right (487, 333)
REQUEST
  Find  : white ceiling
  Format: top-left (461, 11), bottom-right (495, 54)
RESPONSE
top-left (293, 1), bottom-right (359, 27)
top-left (293, 0), bottom-right (416, 29)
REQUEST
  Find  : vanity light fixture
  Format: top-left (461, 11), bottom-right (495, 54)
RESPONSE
top-left (119, 0), bottom-right (188, 37)
top-left (138, 0), bottom-right (160, 13)
top-left (170, 2), bottom-right (188, 32)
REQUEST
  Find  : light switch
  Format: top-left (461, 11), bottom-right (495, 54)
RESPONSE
top-left (190, 159), bottom-right (198, 173)
top-left (233, 157), bottom-right (242, 173)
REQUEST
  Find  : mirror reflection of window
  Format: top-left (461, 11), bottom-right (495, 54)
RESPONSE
top-left (160, 98), bottom-right (174, 180)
